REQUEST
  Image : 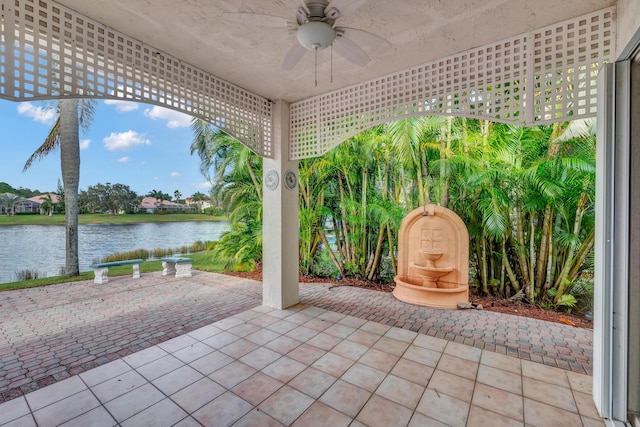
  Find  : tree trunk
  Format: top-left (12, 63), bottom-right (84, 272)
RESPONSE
top-left (60, 99), bottom-right (80, 277)
top-left (554, 193), bottom-right (588, 302)
top-left (515, 202), bottom-right (530, 285)
top-left (535, 205), bottom-right (552, 290)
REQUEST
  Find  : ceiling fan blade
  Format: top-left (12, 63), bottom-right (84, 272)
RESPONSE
top-left (325, 0), bottom-right (369, 19)
top-left (333, 34), bottom-right (370, 67)
top-left (224, 12), bottom-right (295, 29)
top-left (337, 27), bottom-right (391, 53)
top-left (282, 43), bottom-right (308, 70)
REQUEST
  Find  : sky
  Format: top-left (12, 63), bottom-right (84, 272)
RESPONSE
top-left (0, 99), bottom-right (212, 199)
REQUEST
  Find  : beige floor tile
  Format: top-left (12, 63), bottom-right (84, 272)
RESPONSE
top-left (477, 364), bottom-right (522, 395)
top-left (437, 354), bottom-right (479, 380)
top-left (472, 383), bottom-right (524, 422)
top-left (416, 388), bottom-right (470, 427)
top-left (359, 348), bottom-right (400, 372)
top-left (91, 370), bottom-right (147, 403)
top-left (231, 372), bottom-right (284, 406)
top-left (567, 371), bottom-right (593, 394)
top-left (229, 322), bottom-right (262, 337)
top-left (120, 398), bottom-right (187, 427)
top-left (262, 356), bottom-right (307, 382)
top-left (581, 415), bottom-right (607, 427)
top-left (302, 318), bottom-right (333, 332)
top-left (283, 312), bottom-right (314, 325)
top-left (413, 335), bottom-right (447, 353)
top-left (319, 379), bottom-right (372, 418)
top-left (300, 306), bottom-right (326, 317)
top-left (428, 369), bottom-right (475, 402)
top-left (192, 391), bottom-right (253, 427)
top-left (245, 328), bottom-right (281, 346)
top-left (346, 329), bottom-right (382, 346)
top-left (289, 367), bottom-right (337, 398)
top-left (25, 376), bottom-right (86, 411)
top-left (318, 311), bottom-right (346, 323)
top-left (264, 335), bottom-right (302, 354)
top-left (212, 316), bottom-right (245, 330)
top-left (292, 402), bottom-right (352, 427)
top-left (187, 324), bottom-right (224, 341)
top-left (385, 327), bottom-right (418, 343)
top-left (201, 331), bottom-right (240, 349)
top-left (573, 391), bottom-right (601, 419)
top-left (360, 320), bottom-right (392, 335)
top-left (521, 360), bottom-right (570, 387)
top-left (104, 383), bottom-right (164, 423)
top-left (408, 412), bottom-right (450, 427)
top-left (375, 374), bottom-right (426, 410)
top-left (58, 406), bottom-right (116, 427)
top-left (158, 335), bottom-right (198, 354)
top-left (373, 337), bottom-right (411, 356)
top-left (171, 416), bottom-right (202, 427)
top-left (467, 405), bottom-right (524, 427)
top-left (286, 325), bottom-right (320, 342)
top-left (122, 346), bottom-right (168, 369)
top-left (323, 323), bottom-right (357, 339)
top-left (80, 359), bottom-right (131, 387)
top-left (306, 332), bottom-right (342, 350)
top-left (522, 377), bottom-right (577, 412)
top-left (136, 354), bottom-right (185, 381)
top-left (444, 341), bottom-right (482, 362)
top-left (239, 346), bottom-right (282, 370)
top-left (480, 350), bottom-right (522, 375)
top-left (402, 345), bottom-right (443, 367)
top-left (172, 342), bottom-right (215, 364)
top-left (312, 352), bottom-right (354, 377)
top-left (233, 409), bottom-right (285, 427)
top-left (523, 398), bottom-right (582, 427)
top-left (391, 358), bottom-right (434, 386)
top-left (189, 350), bottom-right (234, 375)
top-left (219, 338), bottom-right (259, 358)
top-left (259, 386), bottom-right (315, 425)
top-left (341, 363), bottom-right (387, 392)
top-left (287, 343), bottom-right (327, 365)
top-left (266, 319), bottom-right (299, 334)
top-left (0, 396), bottom-right (30, 425)
top-left (338, 315), bottom-right (368, 329)
top-left (357, 394), bottom-right (414, 427)
top-left (208, 361), bottom-right (257, 388)
top-left (229, 309), bottom-right (263, 322)
top-left (152, 365), bottom-right (203, 395)
top-left (171, 377), bottom-right (225, 413)
top-left (33, 389), bottom-right (100, 427)
top-left (331, 340), bottom-right (369, 361)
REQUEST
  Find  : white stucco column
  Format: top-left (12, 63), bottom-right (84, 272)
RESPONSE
top-left (262, 100), bottom-right (300, 309)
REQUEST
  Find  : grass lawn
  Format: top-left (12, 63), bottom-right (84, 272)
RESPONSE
top-left (0, 251), bottom-right (227, 292)
top-left (0, 213), bottom-right (226, 226)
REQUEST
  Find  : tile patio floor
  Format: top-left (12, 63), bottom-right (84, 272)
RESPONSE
top-left (0, 271), bottom-right (601, 426)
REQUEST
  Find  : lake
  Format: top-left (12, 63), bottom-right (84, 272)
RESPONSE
top-left (0, 221), bottom-right (229, 283)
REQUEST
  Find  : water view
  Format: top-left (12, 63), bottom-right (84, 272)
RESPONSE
top-left (0, 221), bottom-right (228, 283)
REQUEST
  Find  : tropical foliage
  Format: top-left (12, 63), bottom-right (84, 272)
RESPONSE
top-left (192, 117), bottom-right (596, 307)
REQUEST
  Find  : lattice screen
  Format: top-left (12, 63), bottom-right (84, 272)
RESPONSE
top-left (0, 0), bottom-right (273, 157)
top-left (290, 7), bottom-right (615, 160)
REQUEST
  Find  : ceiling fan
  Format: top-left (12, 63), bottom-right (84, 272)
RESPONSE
top-left (225, 0), bottom-right (389, 77)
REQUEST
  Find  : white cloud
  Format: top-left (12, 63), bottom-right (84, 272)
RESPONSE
top-left (104, 99), bottom-right (139, 113)
top-left (79, 139), bottom-right (91, 150)
top-left (144, 106), bottom-right (192, 128)
top-left (139, 161), bottom-right (147, 166)
top-left (153, 177), bottom-right (159, 180)
top-left (117, 157), bottom-right (130, 163)
top-left (170, 171), bottom-right (181, 177)
top-left (103, 130), bottom-right (151, 151)
top-left (16, 102), bottom-right (57, 125)
top-left (193, 181), bottom-right (213, 190)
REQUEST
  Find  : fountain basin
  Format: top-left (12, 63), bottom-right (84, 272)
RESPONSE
top-left (393, 275), bottom-right (469, 309)
top-left (409, 262), bottom-right (454, 288)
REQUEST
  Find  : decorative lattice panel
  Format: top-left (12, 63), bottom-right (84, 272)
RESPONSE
top-left (0, 0), bottom-right (273, 157)
top-left (290, 7), bottom-right (615, 160)
top-left (530, 8), bottom-right (614, 123)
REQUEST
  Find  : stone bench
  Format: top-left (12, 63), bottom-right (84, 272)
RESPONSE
top-left (89, 259), bottom-right (144, 284)
top-left (160, 257), bottom-right (192, 278)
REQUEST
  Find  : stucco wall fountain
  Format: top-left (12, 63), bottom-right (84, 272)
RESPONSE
top-left (393, 205), bottom-right (469, 309)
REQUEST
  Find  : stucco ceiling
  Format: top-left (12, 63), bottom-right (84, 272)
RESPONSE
top-left (55, 0), bottom-right (616, 103)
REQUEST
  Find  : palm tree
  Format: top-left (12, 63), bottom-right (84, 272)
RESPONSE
top-left (174, 190), bottom-right (182, 202)
top-left (0, 193), bottom-right (24, 216)
top-left (23, 99), bottom-right (96, 276)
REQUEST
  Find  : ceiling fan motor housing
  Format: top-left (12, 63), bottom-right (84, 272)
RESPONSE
top-left (296, 21), bottom-right (336, 50)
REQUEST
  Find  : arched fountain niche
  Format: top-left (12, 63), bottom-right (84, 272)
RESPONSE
top-left (393, 204), bottom-right (469, 309)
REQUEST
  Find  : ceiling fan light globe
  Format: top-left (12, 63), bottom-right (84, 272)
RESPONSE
top-left (296, 22), bottom-right (336, 50)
